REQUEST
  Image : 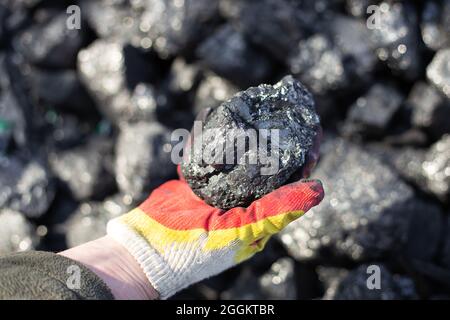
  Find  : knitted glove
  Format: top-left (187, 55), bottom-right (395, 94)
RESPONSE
top-left (107, 178), bottom-right (323, 299)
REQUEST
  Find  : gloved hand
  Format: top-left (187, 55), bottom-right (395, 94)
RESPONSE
top-left (107, 176), bottom-right (324, 299)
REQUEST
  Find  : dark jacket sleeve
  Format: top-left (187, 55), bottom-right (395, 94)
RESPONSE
top-left (0, 251), bottom-right (114, 300)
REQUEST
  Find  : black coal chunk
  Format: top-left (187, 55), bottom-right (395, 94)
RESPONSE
top-left (0, 4), bottom-right (8, 45)
top-left (13, 12), bottom-right (86, 68)
top-left (115, 122), bottom-right (176, 202)
top-left (193, 71), bottom-right (239, 115)
top-left (258, 257), bottom-right (297, 300)
top-left (78, 39), bottom-right (161, 125)
top-left (220, 267), bottom-right (266, 300)
top-left (369, 1), bottom-right (421, 80)
top-left (393, 137), bottom-right (450, 204)
top-left (221, 258), bottom-right (297, 300)
top-left (345, 0), bottom-right (377, 18)
top-left (49, 137), bottom-right (116, 201)
top-left (66, 195), bottom-right (132, 247)
top-left (421, 0), bottom-right (450, 51)
top-left (28, 68), bottom-right (97, 119)
top-left (0, 153), bottom-right (55, 219)
top-left (42, 111), bottom-right (98, 150)
top-left (220, 0), bottom-right (320, 61)
top-left (427, 49), bottom-right (450, 100)
top-left (181, 75), bottom-right (320, 209)
top-left (326, 15), bottom-right (378, 81)
top-left (421, 135), bottom-right (450, 204)
top-left (342, 84), bottom-right (403, 138)
top-left (0, 90), bottom-right (26, 151)
top-left (0, 209), bottom-right (39, 255)
top-left (0, 118), bottom-right (12, 153)
top-left (319, 264), bottom-right (418, 300)
top-left (196, 24), bottom-right (273, 88)
top-left (407, 82), bottom-right (450, 138)
top-left (2, 0), bottom-right (42, 9)
top-left (0, 54), bottom-right (35, 148)
top-left (439, 215), bottom-right (450, 269)
top-left (402, 199), bottom-right (444, 263)
top-left (0, 1), bottom-right (39, 44)
top-left (156, 58), bottom-right (202, 129)
top-left (288, 34), bottom-right (350, 96)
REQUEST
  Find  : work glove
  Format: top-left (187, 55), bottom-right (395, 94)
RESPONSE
top-left (107, 175), bottom-right (324, 299)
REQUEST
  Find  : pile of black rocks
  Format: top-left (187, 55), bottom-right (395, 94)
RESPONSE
top-left (0, 0), bottom-right (449, 300)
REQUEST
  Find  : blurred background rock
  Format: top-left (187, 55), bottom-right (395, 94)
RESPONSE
top-left (0, 0), bottom-right (449, 300)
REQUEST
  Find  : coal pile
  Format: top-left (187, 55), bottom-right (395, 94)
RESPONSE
top-left (0, 0), bottom-right (449, 300)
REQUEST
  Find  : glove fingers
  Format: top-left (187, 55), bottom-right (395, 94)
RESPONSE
top-left (226, 179), bottom-right (324, 239)
top-left (138, 179), bottom-right (323, 242)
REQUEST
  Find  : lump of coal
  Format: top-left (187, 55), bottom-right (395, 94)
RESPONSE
top-left (402, 199), bottom-right (443, 262)
top-left (0, 91), bottom-right (26, 150)
top-left (181, 75), bottom-right (320, 209)
top-left (78, 39), bottom-right (160, 125)
top-left (439, 215), bottom-right (450, 269)
top-left (0, 54), bottom-right (34, 148)
top-left (342, 84), bottom-right (403, 138)
top-left (345, 0), bottom-right (377, 18)
top-left (156, 58), bottom-right (201, 128)
top-left (388, 147), bottom-right (427, 186)
top-left (259, 258), bottom-right (297, 300)
top-left (116, 122), bottom-right (176, 202)
top-left (42, 111), bottom-right (97, 150)
top-left (82, 0), bottom-right (220, 58)
top-left (2, 0), bottom-right (42, 9)
top-left (279, 137), bottom-right (414, 262)
top-left (317, 266), bottom-right (349, 300)
top-left (393, 137), bottom-right (450, 204)
top-left (66, 195), bottom-right (131, 247)
top-left (427, 48), bottom-right (450, 100)
top-left (327, 15), bottom-right (378, 80)
top-left (0, 4), bottom-right (8, 44)
top-left (0, 118), bottom-right (12, 153)
top-left (0, 209), bottom-right (39, 255)
top-left (407, 82), bottom-right (450, 138)
top-left (194, 71), bottom-right (239, 115)
top-left (369, 1), bottom-right (421, 80)
top-left (320, 264), bottom-right (418, 300)
top-left (28, 68), bottom-right (97, 118)
top-left (221, 267), bottom-right (266, 300)
top-left (162, 58), bottom-right (202, 104)
top-left (222, 257), bottom-right (297, 300)
top-left (49, 137), bottom-right (116, 201)
top-left (80, 0), bottom-right (141, 46)
top-left (421, 0), bottom-right (450, 51)
top-left (0, 153), bottom-right (55, 219)
top-left (421, 135), bottom-right (450, 203)
top-left (13, 12), bottom-right (86, 68)
top-left (196, 24), bottom-right (273, 88)
top-left (288, 34), bottom-right (349, 96)
top-left (220, 0), bottom-right (320, 61)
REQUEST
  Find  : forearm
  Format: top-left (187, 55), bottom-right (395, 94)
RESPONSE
top-left (59, 235), bottom-right (159, 300)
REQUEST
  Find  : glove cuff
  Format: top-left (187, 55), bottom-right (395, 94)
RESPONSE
top-left (107, 218), bottom-right (179, 299)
